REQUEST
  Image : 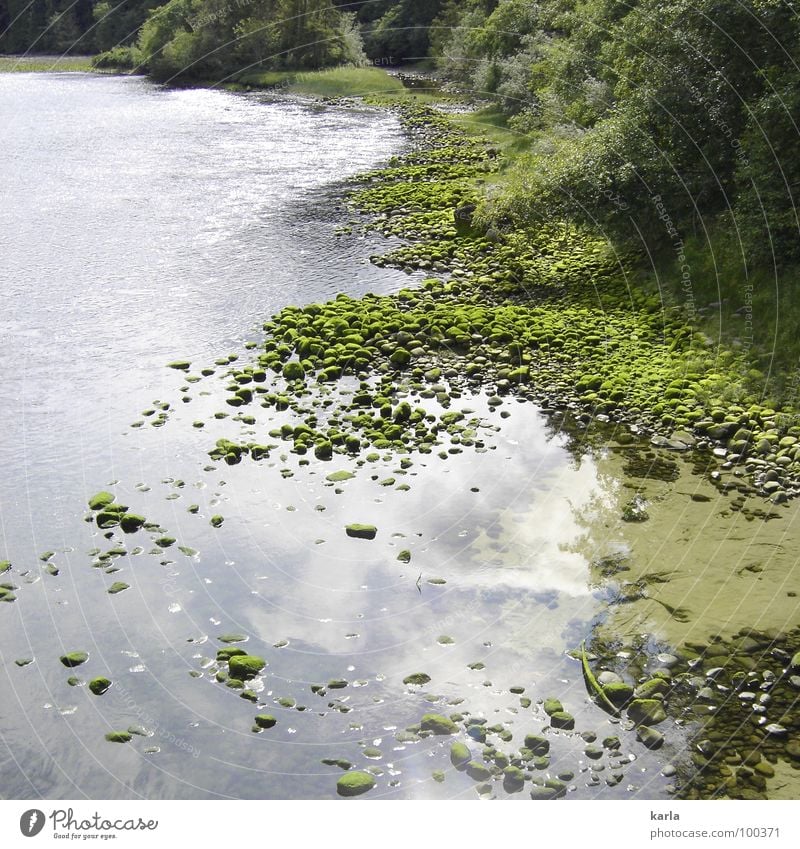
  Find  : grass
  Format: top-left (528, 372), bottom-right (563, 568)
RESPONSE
top-left (290, 66), bottom-right (405, 98)
top-left (0, 54), bottom-right (95, 72)
top-left (450, 106), bottom-right (530, 156)
top-left (236, 65), bottom-right (405, 98)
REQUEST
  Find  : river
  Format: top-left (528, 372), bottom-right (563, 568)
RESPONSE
top-left (1, 73), bottom-right (797, 801)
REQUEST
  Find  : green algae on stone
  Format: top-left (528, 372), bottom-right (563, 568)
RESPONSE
top-left (636, 726), bottom-right (664, 749)
top-left (254, 714), bottom-right (277, 729)
top-left (228, 655), bottom-right (266, 680)
top-left (634, 678), bottom-right (671, 699)
top-left (627, 699), bottom-right (667, 726)
top-left (120, 513), bottom-right (146, 533)
top-left (88, 492), bottom-right (115, 510)
top-left (450, 741), bottom-right (471, 768)
top-left (167, 360), bottom-right (191, 371)
top-left (601, 682), bottom-right (634, 706)
top-left (89, 677), bottom-right (111, 696)
top-left (420, 713), bottom-right (458, 734)
top-left (403, 672), bottom-right (431, 686)
top-left (107, 582), bottom-right (129, 595)
top-left (397, 550), bottom-right (411, 563)
top-left (549, 711), bottom-right (575, 730)
top-left (0, 561), bottom-right (10, 575)
top-left (218, 634), bottom-right (247, 644)
top-left (465, 761), bottom-right (492, 782)
top-left (210, 515), bottom-right (224, 528)
top-left (542, 698), bottom-right (564, 716)
top-left (523, 735), bottom-right (550, 756)
top-left (60, 651), bottom-right (89, 668)
top-left (345, 524), bottom-right (377, 540)
top-left (322, 758), bottom-right (352, 770)
top-left (336, 771), bottom-right (376, 797)
top-left (105, 731), bottom-right (132, 743)
top-left (326, 470), bottom-right (355, 482)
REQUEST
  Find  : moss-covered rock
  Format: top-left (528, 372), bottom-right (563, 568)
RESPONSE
top-left (636, 726), bottom-right (665, 749)
top-left (210, 515), bottom-right (224, 528)
top-left (254, 714), bottom-right (277, 729)
top-left (450, 741), bottom-right (471, 768)
top-left (420, 713), bottom-right (458, 734)
top-left (107, 582), bottom-right (129, 595)
top-left (634, 678), bottom-right (670, 699)
top-left (627, 698), bottom-right (667, 726)
top-left (326, 470), bottom-right (355, 482)
top-left (88, 491), bottom-right (115, 510)
top-left (89, 677), bottom-right (111, 695)
top-left (549, 711), bottom-right (575, 730)
top-left (466, 761), bottom-right (492, 781)
top-left (228, 655), bottom-right (266, 680)
top-left (523, 734), bottom-right (550, 756)
top-left (602, 682), bottom-right (634, 705)
top-left (336, 771), bottom-right (376, 797)
top-left (105, 731), bottom-right (132, 743)
top-left (282, 361), bottom-right (305, 381)
top-left (345, 524), bottom-right (377, 540)
top-left (542, 697), bottom-right (563, 716)
top-left (216, 647), bottom-right (247, 661)
top-left (120, 513), bottom-right (146, 533)
top-left (403, 672), bottom-right (431, 686)
top-left (60, 651), bottom-right (89, 668)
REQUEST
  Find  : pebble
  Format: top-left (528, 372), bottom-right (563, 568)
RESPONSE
top-left (765, 723), bottom-right (787, 737)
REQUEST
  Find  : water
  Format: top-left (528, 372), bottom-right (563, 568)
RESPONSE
top-left (5, 72), bottom-right (794, 801)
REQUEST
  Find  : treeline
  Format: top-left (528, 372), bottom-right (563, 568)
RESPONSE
top-left (433, 0), bottom-right (800, 268)
top-left (0, 0), bottom-right (161, 54)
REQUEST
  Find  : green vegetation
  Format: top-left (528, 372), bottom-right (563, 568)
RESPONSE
top-left (0, 55), bottom-right (95, 72)
top-left (287, 66), bottom-right (404, 98)
top-left (137, 0), bottom-right (366, 82)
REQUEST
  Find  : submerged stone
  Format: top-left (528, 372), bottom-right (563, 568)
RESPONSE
top-left (60, 651), bottom-right (89, 668)
top-left (627, 699), bottom-right (667, 726)
top-left (523, 735), bottom-right (550, 756)
top-left (403, 672), bottom-right (431, 686)
top-left (636, 726), bottom-right (664, 749)
top-left (107, 582), bottom-right (129, 595)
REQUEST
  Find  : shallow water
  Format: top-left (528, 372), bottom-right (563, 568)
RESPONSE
top-left (1, 74), bottom-right (797, 800)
